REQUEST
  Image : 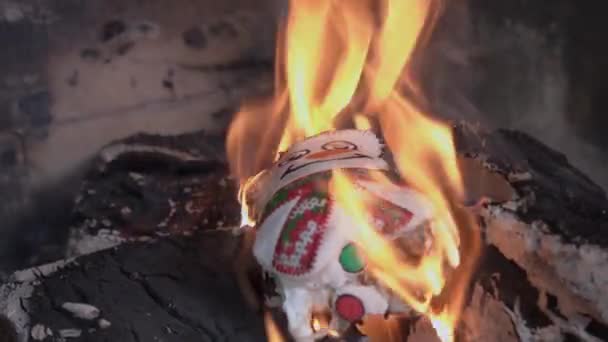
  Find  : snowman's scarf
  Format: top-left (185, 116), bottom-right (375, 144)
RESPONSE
top-left (261, 170), bottom-right (416, 276)
top-left (264, 172), bottom-right (332, 276)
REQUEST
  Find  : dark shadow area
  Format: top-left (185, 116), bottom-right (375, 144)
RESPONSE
top-left (0, 164), bottom-right (86, 277)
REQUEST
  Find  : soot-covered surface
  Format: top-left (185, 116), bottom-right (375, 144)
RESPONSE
top-left (72, 129), bottom-right (240, 240)
top-left (27, 233), bottom-right (266, 342)
top-left (455, 124), bottom-right (608, 247)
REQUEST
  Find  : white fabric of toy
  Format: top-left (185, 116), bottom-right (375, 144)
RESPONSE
top-left (243, 130), bottom-right (435, 341)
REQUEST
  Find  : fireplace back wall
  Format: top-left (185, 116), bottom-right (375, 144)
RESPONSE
top-left (0, 0), bottom-right (606, 272)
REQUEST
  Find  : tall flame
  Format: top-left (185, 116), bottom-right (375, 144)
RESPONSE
top-left (227, 0), bottom-right (481, 341)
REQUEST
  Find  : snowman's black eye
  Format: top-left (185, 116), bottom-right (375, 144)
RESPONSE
top-left (321, 140), bottom-right (357, 151)
top-left (278, 149), bottom-right (310, 167)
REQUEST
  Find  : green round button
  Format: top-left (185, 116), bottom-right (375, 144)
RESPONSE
top-left (339, 243), bottom-right (365, 273)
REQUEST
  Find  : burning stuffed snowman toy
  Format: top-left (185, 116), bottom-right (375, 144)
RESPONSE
top-left (241, 129), bottom-right (437, 340)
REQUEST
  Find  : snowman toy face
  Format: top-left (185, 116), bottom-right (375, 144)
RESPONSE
top-left (243, 129), bottom-right (436, 341)
top-left (244, 129), bottom-right (390, 216)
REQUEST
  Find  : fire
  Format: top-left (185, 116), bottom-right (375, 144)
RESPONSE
top-left (431, 310), bottom-right (455, 342)
top-left (227, 0), bottom-right (481, 341)
top-left (312, 317), bottom-right (321, 332)
top-left (264, 311), bottom-right (284, 342)
top-left (311, 313), bottom-right (339, 337)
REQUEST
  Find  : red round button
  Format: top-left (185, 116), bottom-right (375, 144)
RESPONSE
top-left (335, 294), bottom-right (365, 322)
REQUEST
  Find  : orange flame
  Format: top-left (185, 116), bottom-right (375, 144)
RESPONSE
top-left (264, 311), bottom-right (284, 342)
top-left (227, 0), bottom-right (481, 341)
top-left (311, 313), bottom-right (340, 338)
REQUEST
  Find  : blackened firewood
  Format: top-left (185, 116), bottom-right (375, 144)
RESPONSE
top-left (455, 124), bottom-right (608, 245)
top-left (2, 125), bottom-right (608, 342)
top-left (453, 124), bottom-right (608, 342)
top-left (67, 129), bottom-right (241, 257)
top-left (16, 232), bottom-right (266, 342)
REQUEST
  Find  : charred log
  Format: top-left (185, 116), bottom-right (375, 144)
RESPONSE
top-left (454, 124), bottom-right (608, 342)
top-left (66, 129), bottom-right (240, 257)
top-left (5, 232), bottom-right (265, 342)
top-left (1, 126), bottom-right (607, 342)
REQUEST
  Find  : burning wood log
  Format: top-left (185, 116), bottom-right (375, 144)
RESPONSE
top-left (454, 125), bottom-right (608, 342)
top-left (237, 128), bottom-right (464, 341)
top-left (1, 232), bottom-right (267, 342)
top-left (0, 126), bottom-right (608, 341)
top-left (221, 0), bottom-right (608, 337)
top-left (231, 126), bottom-right (608, 342)
top-left (64, 129), bottom-right (240, 257)
top-left (0, 125), bottom-right (607, 342)
top-left (1, 0), bottom-right (606, 338)
top-left (0, 131), bottom-right (264, 342)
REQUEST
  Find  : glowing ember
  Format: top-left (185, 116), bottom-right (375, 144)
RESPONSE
top-left (264, 311), bottom-right (284, 342)
top-left (431, 310), bottom-right (455, 342)
top-left (312, 313), bottom-right (340, 338)
top-left (311, 317), bottom-right (321, 332)
top-left (227, 0), bottom-right (481, 341)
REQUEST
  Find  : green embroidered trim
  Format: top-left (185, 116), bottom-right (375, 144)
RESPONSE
top-left (262, 171), bottom-right (332, 218)
top-left (280, 191), bottom-right (328, 241)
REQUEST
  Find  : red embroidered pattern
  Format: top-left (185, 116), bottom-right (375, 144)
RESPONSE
top-left (369, 197), bottom-right (413, 235)
top-left (263, 170), bottom-right (414, 275)
top-left (261, 172), bottom-right (331, 221)
top-left (271, 189), bottom-right (331, 276)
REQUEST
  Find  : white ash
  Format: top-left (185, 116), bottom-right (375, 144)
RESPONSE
top-left (1, 257), bottom-right (80, 342)
top-left (157, 199), bottom-right (177, 228)
top-left (184, 201), bottom-right (202, 214)
top-left (67, 226), bottom-right (155, 258)
top-left (99, 144), bottom-right (203, 164)
top-left (66, 226), bottom-right (125, 258)
top-left (59, 328), bottom-right (82, 338)
top-left (481, 160), bottom-right (503, 174)
top-left (98, 318), bottom-right (111, 329)
top-left (129, 172), bottom-right (146, 185)
top-left (10, 259), bottom-right (74, 283)
top-left (2, 259), bottom-right (112, 341)
top-left (482, 204), bottom-right (608, 329)
top-left (1, 282), bottom-right (34, 342)
top-left (30, 324), bottom-right (53, 341)
top-left (507, 171), bottom-right (533, 183)
top-left (61, 302), bottom-right (100, 320)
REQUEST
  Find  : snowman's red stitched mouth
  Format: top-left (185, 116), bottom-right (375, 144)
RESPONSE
top-left (280, 153), bottom-right (372, 180)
